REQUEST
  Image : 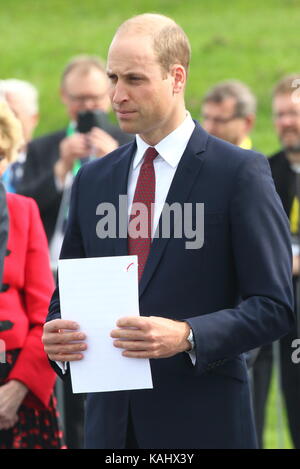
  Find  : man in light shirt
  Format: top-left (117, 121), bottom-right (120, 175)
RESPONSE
top-left (201, 79), bottom-right (256, 149)
top-left (43, 13), bottom-right (293, 449)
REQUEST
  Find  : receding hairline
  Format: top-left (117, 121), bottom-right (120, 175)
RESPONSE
top-left (110, 13), bottom-right (191, 74)
top-left (61, 55), bottom-right (107, 89)
top-left (115, 13), bottom-right (177, 37)
top-left (272, 73), bottom-right (300, 99)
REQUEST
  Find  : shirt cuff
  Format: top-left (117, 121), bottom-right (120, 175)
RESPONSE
top-left (187, 350), bottom-right (196, 366)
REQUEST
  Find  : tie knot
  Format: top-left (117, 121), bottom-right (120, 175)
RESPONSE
top-left (143, 147), bottom-right (158, 165)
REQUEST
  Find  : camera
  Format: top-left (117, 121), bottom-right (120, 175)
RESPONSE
top-left (76, 110), bottom-right (109, 133)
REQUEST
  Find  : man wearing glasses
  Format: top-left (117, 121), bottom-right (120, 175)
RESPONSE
top-left (16, 55), bottom-right (132, 449)
top-left (253, 74), bottom-right (300, 449)
top-left (200, 79), bottom-right (256, 150)
top-left (17, 55), bottom-right (132, 243)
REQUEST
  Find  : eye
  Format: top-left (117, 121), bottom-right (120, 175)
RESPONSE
top-left (107, 74), bottom-right (117, 84)
top-left (128, 75), bottom-right (143, 83)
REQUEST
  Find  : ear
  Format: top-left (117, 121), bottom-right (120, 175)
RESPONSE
top-left (60, 87), bottom-right (68, 106)
top-left (32, 113), bottom-right (39, 128)
top-left (171, 64), bottom-right (186, 94)
top-left (244, 114), bottom-right (256, 133)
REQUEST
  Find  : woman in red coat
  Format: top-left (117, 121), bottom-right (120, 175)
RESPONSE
top-left (0, 100), bottom-right (65, 448)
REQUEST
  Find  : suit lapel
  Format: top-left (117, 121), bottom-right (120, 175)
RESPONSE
top-left (110, 141), bottom-right (136, 257)
top-left (139, 123), bottom-right (209, 297)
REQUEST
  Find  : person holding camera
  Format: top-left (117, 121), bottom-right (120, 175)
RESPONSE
top-left (16, 56), bottom-right (132, 449)
top-left (17, 55), bottom-right (132, 244)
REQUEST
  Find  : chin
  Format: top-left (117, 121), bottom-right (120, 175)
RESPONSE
top-left (281, 138), bottom-right (300, 152)
top-left (118, 120), bottom-right (139, 135)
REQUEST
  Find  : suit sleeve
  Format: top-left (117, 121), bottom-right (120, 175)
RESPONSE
top-left (17, 143), bottom-right (62, 213)
top-left (7, 199), bottom-right (57, 408)
top-left (0, 182), bottom-right (8, 290)
top-left (187, 153), bottom-right (294, 375)
top-left (47, 166), bottom-right (86, 322)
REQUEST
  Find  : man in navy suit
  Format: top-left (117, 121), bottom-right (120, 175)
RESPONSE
top-left (43, 13), bottom-right (294, 449)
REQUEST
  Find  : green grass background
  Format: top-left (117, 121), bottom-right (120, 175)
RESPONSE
top-left (1, 0), bottom-right (299, 448)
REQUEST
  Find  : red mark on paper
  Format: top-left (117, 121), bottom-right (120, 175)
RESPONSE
top-left (126, 262), bottom-right (134, 272)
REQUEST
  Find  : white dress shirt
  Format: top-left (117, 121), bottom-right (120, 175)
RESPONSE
top-left (128, 113), bottom-right (195, 236)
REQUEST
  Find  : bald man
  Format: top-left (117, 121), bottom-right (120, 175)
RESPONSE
top-left (43, 14), bottom-right (293, 449)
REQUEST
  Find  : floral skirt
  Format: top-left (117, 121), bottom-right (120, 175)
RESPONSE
top-left (0, 350), bottom-right (67, 449)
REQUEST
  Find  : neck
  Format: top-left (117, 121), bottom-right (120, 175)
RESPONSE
top-left (139, 104), bottom-right (187, 146)
top-left (286, 151), bottom-right (300, 165)
top-left (238, 135), bottom-right (252, 150)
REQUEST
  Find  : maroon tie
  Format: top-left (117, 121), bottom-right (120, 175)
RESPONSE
top-left (128, 147), bottom-right (158, 281)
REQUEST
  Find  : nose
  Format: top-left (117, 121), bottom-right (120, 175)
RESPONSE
top-left (281, 115), bottom-right (295, 127)
top-left (81, 98), bottom-right (97, 111)
top-left (110, 81), bottom-right (128, 105)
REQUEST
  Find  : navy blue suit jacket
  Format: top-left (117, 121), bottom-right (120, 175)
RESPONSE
top-left (47, 122), bottom-right (294, 449)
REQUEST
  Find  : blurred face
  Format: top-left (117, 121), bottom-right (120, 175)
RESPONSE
top-left (61, 67), bottom-right (111, 121)
top-left (107, 33), bottom-right (186, 145)
top-left (0, 155), bottom-right (8, 176)
top-left (202, 98), bottom-right (251, 145)
top-left (5, 92), bottom-right (38, 144)
top-left (273, 93), bottom-right (300, 153)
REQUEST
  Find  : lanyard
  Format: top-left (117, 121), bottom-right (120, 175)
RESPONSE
top-left (66, 122), bottom-right (82, 176)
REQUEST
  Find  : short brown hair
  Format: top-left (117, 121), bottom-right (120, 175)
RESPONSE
top-left (61, 55), bottom-right (107, 88)
top-left (202, 80), bottom-right (257, 116)
top-left (273, 73), bottom-right (300, 97)
top-left (115, 14), bottom-right (191, 75)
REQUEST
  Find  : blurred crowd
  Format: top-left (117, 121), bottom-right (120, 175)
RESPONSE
top-left (0, 54), bottom-right (299, 448)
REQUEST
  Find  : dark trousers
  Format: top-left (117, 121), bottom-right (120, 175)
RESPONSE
top-left (125, 405), bottom-right (139, 449)
top-left (63, 374), bottom-right (85, 449)
top-left (252, 326), bottom-right (300, 448)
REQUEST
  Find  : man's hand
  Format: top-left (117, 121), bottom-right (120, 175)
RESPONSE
top-left (42, 319), bottom-right (87, 362)
top-left (55, 134), bottom-right (89, 184)
top-left (110, 316), bottom-right (191, 359)
top-left (87, 127), bottom-right (118, 157)
top-left (0, 380), bottom-right (28, 430)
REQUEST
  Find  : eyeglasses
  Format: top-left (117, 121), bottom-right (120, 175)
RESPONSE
top-left (201, 113), bottom-right (242, 125)
top-left (66, 93), bottom-right (107, 105)
top-left (273, 110), bottom-right (300, 121)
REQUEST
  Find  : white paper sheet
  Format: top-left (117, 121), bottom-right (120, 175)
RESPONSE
top-left (58, 255), bottom-right (153, 393)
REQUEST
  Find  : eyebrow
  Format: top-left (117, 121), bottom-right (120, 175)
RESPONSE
top-left (106, 70), bottom-right (146, 79)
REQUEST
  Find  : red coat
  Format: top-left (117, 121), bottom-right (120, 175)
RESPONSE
top-left (0, 193), bottom-right (56, 409)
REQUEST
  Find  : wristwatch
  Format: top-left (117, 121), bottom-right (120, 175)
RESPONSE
top-left (187, 327), bottom-right (195, 351)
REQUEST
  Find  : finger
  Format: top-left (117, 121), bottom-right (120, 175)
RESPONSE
top-left (116, 316), bottom-right (148, 329)
top-left (113, 340), bottom-right (150, 351)
top-left (89, 127), bottom-right (106, 136)
top-left (43, 330), bottom-right (86, 345)
top-left (45, 341), bottom-right (87, 355)
top-left (44, 320), bottom-right (80, 333)
top-left (110, 327), bottom-right (144, 340)
top-left (121, 350), bottom-right (159, 359)
top-left (48, 352), bottom-right (85, 362)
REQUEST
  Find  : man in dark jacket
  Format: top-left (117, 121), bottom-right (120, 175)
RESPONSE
top-left (253, 74), bottom-right (300, 448)
top-left (17, 55), bottom-right (132, 244)
top-left (16, 56), bottom-right (132, 449)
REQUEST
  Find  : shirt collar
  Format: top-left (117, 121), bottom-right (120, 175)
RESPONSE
top-left (133, 112), bottom-right (195, 169)
top-left (239, 136), bottom-right (252, 150)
